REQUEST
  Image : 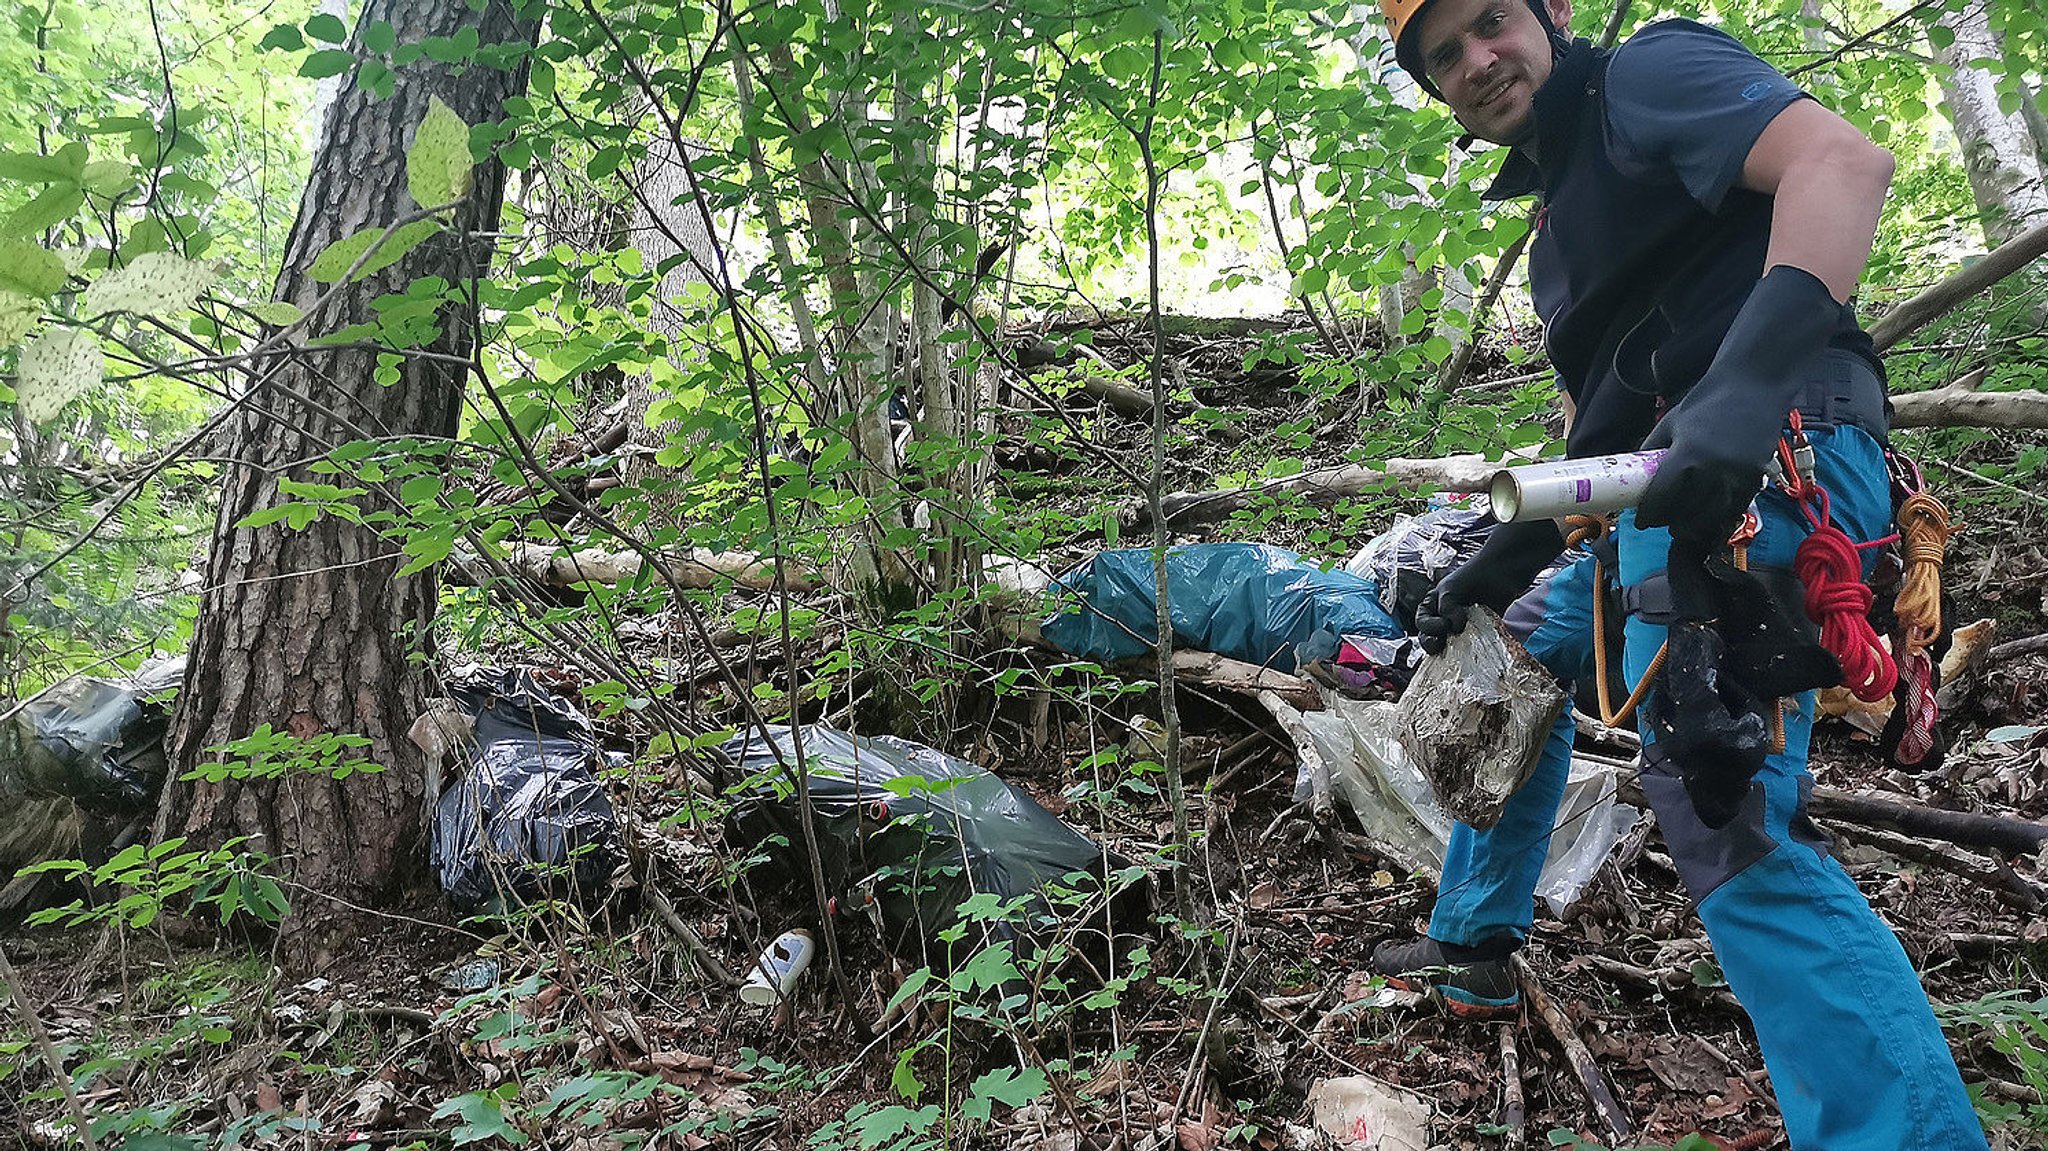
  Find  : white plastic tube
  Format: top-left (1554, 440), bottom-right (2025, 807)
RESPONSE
top-left (1488, 450), bottom-right (1666, 523)
top-left (739, 929), bottom-right (816, 1006)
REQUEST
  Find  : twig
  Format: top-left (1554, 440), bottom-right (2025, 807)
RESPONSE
top-left (0, 940), bottom-right (99, 1151)
top-left (1512, 954), bottom-right (1634, 1143)
top-left (1987, 632), bottom-right (2048, 664)
top-left (644, 885), bottom-right (739, 986)
top-left (1497, 1022), bottom-right (1526, 1151)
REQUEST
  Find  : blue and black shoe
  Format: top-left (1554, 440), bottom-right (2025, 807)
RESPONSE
top-left (1368, 935), bottom-right (1521, 1020)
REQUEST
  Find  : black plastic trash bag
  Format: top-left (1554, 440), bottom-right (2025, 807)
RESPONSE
top-left (1041, 543), bottom-right (1403, 670)
top-left (725, 725), bottom-right (1116, 959)
top-left (433, 669), bottom-right (619, 914)
top-left (1343, 502), bottom-right (1496, 632)
top-left (1, 657), bottom-right (184, 815)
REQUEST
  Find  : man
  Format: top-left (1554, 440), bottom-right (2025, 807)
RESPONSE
top-left (1364, 0), bottom-right (1989, 1147)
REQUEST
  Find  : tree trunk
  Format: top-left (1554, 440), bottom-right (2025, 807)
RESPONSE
top-left (1933, 7), bottom-right (2048, 247)
top-left (161, 0), bottom-right (538, 967)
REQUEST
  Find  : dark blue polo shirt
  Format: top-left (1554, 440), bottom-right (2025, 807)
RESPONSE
top-left (1485, 20), bottom-right (1876, 458)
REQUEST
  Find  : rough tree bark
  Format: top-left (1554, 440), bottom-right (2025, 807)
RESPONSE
top-left (161, 0), bottom-right (539, 965)
top-left (1933, 6), bottom-right (2048, 247)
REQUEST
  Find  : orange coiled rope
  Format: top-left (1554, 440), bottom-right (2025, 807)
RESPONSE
top-left (1892, 490), bottom-right (1953, 656)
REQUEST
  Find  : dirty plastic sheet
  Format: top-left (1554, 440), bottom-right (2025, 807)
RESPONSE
top-left (1295, 697), bottom-right (1639, 914)
top-left (725, 725), bottom-right (1112, 956)
top-left (1041, 543), bottom-right (1403, 672)
top-left (1, 657), bottom-right (185, 814)
top-left (432, 669), bottom-right (619, 913)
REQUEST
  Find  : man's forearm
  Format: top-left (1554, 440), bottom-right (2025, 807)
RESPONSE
top-left (1743, 101), bottom-right (1896, 303)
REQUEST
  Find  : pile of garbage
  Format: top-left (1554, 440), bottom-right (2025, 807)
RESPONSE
top-left (1038, 507), bottom-right (1638, 915)
top-left (725, 724), bottom-right (1129, 963)
top-left (1, 656), bottom-right (185, 815)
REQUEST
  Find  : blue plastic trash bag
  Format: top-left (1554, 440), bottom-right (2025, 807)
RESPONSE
top-left (1041, 543), bottom-right (1403, 670)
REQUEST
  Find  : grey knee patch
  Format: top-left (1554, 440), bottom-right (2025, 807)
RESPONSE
top-left (1639, 743), bottom-right (1778, 901)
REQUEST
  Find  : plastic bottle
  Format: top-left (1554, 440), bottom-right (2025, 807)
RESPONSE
top-left (739, 929), bottom-right (816, 1006)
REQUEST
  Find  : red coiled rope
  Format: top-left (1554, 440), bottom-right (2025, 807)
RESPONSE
top-left (1776, 416), bottom-right (1899, 702)
top-left (1794, 505), bottom-right (1897, 702)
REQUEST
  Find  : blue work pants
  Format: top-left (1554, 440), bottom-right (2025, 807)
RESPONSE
top-left (1427, 422), bottom-right (1987, 1151)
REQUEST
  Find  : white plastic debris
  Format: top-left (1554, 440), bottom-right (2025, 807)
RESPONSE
top-left (1306, 1074), bottom-right (1432, 1151)
top-left (1295, 696), bottom-right (1641, 914)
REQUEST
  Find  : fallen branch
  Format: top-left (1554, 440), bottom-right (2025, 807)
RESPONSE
top-left (644, 886), bottom-right (739, 987)
top-left (1173, 650), bottom-right (1322, 711)
top-left (1069, 344), bottom-right (1158, 416)
top-left (1256, 689), bottom-right (1333, 824)
top-left (451, 542), bottom-right (817, 594)
top-left (1512, 954), bottom-right (1634, 1143)
top-left (1890, 382), bottom-right (2048, 430)
top-left (1130, 453), bottom-right (1503, 528)
top-left (1828, 822), bottom-right (2044, 912)
top-left (1988, 632), bottom-right (2048, 664)
top-left (1871, 219), bottom-right (2048, 351)
top-left (1809, 786), bottom-right (2048, 856)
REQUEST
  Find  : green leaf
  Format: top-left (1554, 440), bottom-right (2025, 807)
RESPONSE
top-left (432, 1092), bottom-right (531, 1146)
top-left (961, 1066), bottom-right (1048, 1122)
top-left (890, 1047), bottom-right (924, 1103)
top-left (364, 21), bottom-right (397, 55)
top-left (0, 291), bottom-right (38, 348)
top-left (0, 241), bottom-right (68, 297)
top-left (83, 252), bottom-right (221, 318)
top-left (80, 160), bottom-right (134, 197)
top-left (16, 327), bottom-right (103, 425)
top-left (407, 96), bottom-right (474, 207)
top-left (305, 12), bottom-right (349, 43)
top-left (0, 145), bottom-right (86, 184)
top-left (849, 1104), bottom-right (938, 1149)
top-left (257, 24), bottom-right (305, 53)
top-left (299, 49), bottom-right (357, 79)
top-left (306, 219), bottom-right (439, 283)
top-left (3, 185), bottom-right (85, 237)
top-left (245, 301), bottom-right (305, 326)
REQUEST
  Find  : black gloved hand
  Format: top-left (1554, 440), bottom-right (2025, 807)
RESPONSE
top-left (1414, 517), bottom-right (1564, 655)
top-left (1636, 266), bottom-right (1849, 543)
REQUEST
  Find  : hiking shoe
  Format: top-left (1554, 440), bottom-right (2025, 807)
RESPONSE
top-left (1368, 935), bottom-right (1520, 1020)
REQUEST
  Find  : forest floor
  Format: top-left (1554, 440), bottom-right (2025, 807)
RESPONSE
top-left (6, 316), bottom-right (2048, 1150)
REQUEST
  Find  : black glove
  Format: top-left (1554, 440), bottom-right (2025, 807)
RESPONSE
top-left (1414, 517), bottom-right (1564, 655)
top-left (1636, 266), bottom-right (1849, 543)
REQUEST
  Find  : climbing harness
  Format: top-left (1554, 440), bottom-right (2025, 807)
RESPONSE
top-left (1572, 410), bottom-right (1955, 764)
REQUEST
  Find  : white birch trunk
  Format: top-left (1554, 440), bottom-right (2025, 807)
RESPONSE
top-left (1934, 7), bottom-right (2048, 247)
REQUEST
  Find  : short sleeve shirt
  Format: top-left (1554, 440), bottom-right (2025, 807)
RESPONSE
top-left (1601, 21), bottom-right (1810, 211)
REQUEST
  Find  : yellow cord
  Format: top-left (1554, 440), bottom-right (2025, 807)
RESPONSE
top-left (1893, 490), bottom-right (1954, 656)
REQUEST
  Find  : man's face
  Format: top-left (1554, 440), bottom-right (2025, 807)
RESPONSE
top-left (1415, 0), bottom-right (1572, 145)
